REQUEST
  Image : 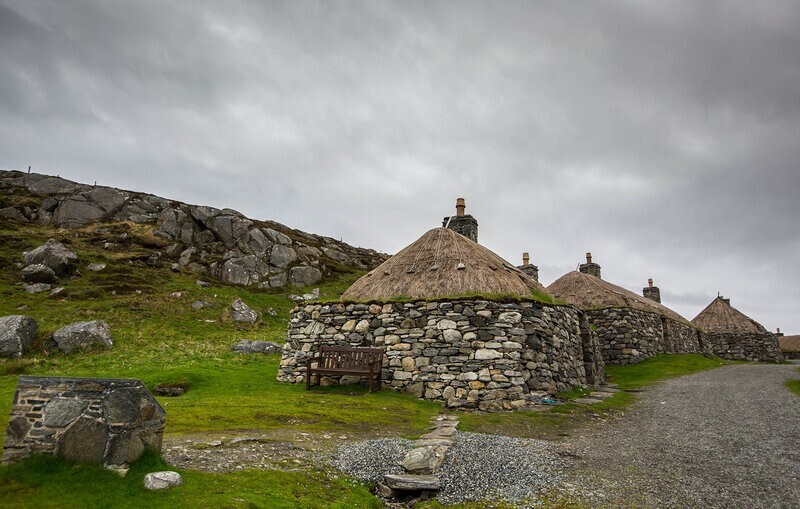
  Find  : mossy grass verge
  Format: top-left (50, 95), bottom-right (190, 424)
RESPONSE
top-left (786, 368), bottom-right (800, 396)
top-left (460, 354), bottom-right (732, 440)
top-left (0, 449), bottom-right (381, 509)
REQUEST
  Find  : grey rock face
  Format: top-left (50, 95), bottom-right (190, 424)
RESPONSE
top-left (23, 239), bottom-right (78, 276)
top-left (26, 176), bottom-right (87, 196)
top-left (230, 298), bottom-right (259, 323)
top-left (231, 340), bottom-right (280, 354)
top-left (269, 244), bottom-right (297, 268)
top-left (47, 320), bottom-right (113, 354)
top-left (144, 471), bottom-right (184, 490)
top-left (289, 265), bottom-right (322, 287)
top-left (2, 376), bottom-right (165, 467)
top-left (0, 315), bottom-right (38, 358)
top-left (21, 263), bottom-right (56, 283)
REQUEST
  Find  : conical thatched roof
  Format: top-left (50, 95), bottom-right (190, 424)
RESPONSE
top-left (340, 227), bottom-right (548, 301)
top-left (691, 297), bottom-right (768, 334)
top-left (779, 335), bottom-right (800, 352)
top-left (547, 270), bottom-right (689, 323)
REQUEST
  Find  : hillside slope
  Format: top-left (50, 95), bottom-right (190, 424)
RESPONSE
top-left (0, 169), bottom-right (386, 289)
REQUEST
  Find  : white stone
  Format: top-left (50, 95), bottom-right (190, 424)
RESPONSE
top-left (498, 312), bottom-right (522, 323)
top-left (144, 471), bottom-right (184, 490)
top-left (355, 320), bottom-right (370, 333)
top-left (442, 329), bottom-right (462, 342)
top-left (475, 349), bottom-right (503, 360)
top-left (437, 319), bottom-right (457, 330)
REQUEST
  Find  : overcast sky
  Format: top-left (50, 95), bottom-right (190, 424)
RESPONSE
top-left (2, 0), bottom-right (799, 331)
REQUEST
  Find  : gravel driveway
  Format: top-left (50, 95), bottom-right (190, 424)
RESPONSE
top-left (562, 362), bottom-right (800, 508)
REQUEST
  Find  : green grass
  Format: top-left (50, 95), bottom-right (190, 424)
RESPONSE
top-left (0, 450), bottom-right (380, 509)
top-left (786, 368), bottom-right (800, 396)
top-left (460, 354), bottom-right (731, 440)
top-left (604, 353), bottom-right (734, 390)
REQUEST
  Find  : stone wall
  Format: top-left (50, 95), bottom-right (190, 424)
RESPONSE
top-left (278, 299), bottom-right (605, 411)
top-left (2, 376), bottom-right (165, 467)
top-left (703, 332), bottom-right (783, 363)
top-left (585, 308), bottom-right (701, 365)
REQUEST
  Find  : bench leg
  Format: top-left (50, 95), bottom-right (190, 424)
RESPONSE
top-left (306, 370), bottom-right (312, 390)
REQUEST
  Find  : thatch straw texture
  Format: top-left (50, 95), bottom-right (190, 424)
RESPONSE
top-left (779, 335), bottom-right (800, 352)
top-left (691, 297), bottom-right (768, 334)
top-left (547, 270), bottom-right (689, 323)
top-left (340, 227), bottom-right (548, 301)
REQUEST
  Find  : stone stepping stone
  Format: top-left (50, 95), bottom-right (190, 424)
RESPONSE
top-left (595, 386), bottom-right (621, 393)
top-left (589, 391), bottom-right (615, 399)
top-left (413, 438), bottom-right (454, 447)
top-left (573, 397), bottom-right (603, 405)
top-left (383, 474), bottom-right (440, 491)
top-left (400, 445), bottom-right (448, 474)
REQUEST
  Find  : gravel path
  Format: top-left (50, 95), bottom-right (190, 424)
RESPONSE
top-left (562, 362), bottom-right (800, 508)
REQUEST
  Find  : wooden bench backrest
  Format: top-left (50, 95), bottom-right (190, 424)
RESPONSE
top-left (317, 345), bottom-right (383, 370)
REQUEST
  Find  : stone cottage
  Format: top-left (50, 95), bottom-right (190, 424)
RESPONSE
top-left (547, 253), bottom-right (701, 365)
top-left (691, 296), bottom-right (782, 363)
top-left (278, 225), bottom-right (605, 411)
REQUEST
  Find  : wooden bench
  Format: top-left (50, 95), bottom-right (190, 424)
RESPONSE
top-left (305, 345), bottom-right (385, 392)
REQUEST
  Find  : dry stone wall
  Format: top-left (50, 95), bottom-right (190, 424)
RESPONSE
top-left (2, 376), bottom-right (165, 467)
top-left (703, 332), bottom-right (783, 363)
top-left (278, 299), bottom-right (605, 411)
top-left (585, 308), bottom-right (701, 365)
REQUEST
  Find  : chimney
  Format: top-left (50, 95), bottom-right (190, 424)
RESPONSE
top-left (517, 251), bottom-right (539, 282)
top-left (722, 297), bottom-right (731, 306)
top-left (776, 328), bottom-right (783, 337)
top-left (455, 197), bottom-right (465, 217)
top-left (643, 278), bottom-right (661, 303)
top-left (443, 198), bottom-right (478, 243)
top-left (578, 251), bottom-right (602, 279)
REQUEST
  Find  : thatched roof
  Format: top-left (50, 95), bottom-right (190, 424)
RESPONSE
top-left (547, 270), bottom-right (689, 323)
top-left (691, 297), bottom-right (768, 334)
top-left (779, 335), bottom-right (800, 352)
top-left (340, 227), bottom-right (549, 301)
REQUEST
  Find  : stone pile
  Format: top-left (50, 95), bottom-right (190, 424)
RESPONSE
top-left (279, 298), bottom-right (605, 409)
top-left (1, 170), bottom-right (387, 289)
top-left (2, 376), bottom-right (166, 468)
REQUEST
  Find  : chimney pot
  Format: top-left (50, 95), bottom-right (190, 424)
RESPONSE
top-left (522, 252), bottom-right (530, 265)
top-left (586, 252), bottom-right (592, 264)
top-left (455, 198), bottom-right (465, 217)
top-left (648, 278), bottom-right (653, 288)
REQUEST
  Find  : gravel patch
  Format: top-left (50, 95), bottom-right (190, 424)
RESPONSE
top-left (561, 362), bottom-right (800, 508)
top-left (331, 432), bottom-right (563, 505)
top-left (332, 438), bottom-right (413, 483)
top-left (436, 432), bottom-right (563, 505)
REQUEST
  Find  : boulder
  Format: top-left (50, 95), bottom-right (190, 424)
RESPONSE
top-left (231, 340), bottom-right (281, 354)
top-left (0, 315), bottom-right (38, 358)
top-left (144, 471), bottom-right (184, 490)
top-left (25, 283), bottom-right (51, 293)
top-left (21, 263), bottom-right (56, 283)
top-left (23, 239), bottom-right (78, 276)
top-left (86, 263), bottom-right (106, 272)
top-left (400, 446), bottom-right (448, 474)
top-left (289, 266), bottom-right (322, 287)
top-left (1, 376), bottom-right (165, 467)
top-left (0, 207), bottom-right (26, 222)
top-left (230, 298), bottom-right (259, 323)
top-left (47, 320), bottom-right (113, 354)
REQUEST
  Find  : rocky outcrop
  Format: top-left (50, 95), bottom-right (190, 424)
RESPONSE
top-left (46, 320), bottom-right (113, 354)
top-left (0, 170), bottom-right (387, 289)
top-left (0, 315), bottom-right (38, 358)
top-left (2, 376), bottom-right (165, 467)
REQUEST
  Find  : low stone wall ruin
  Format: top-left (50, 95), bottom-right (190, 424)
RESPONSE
top-left (584, 308), bottom-right (701, 365)
top-left (278, 299), bottom-right (605, 411)
top-left (2, 376), bottom-right (165, 467)
top-left (703, 332), bottom-right (783, 363)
